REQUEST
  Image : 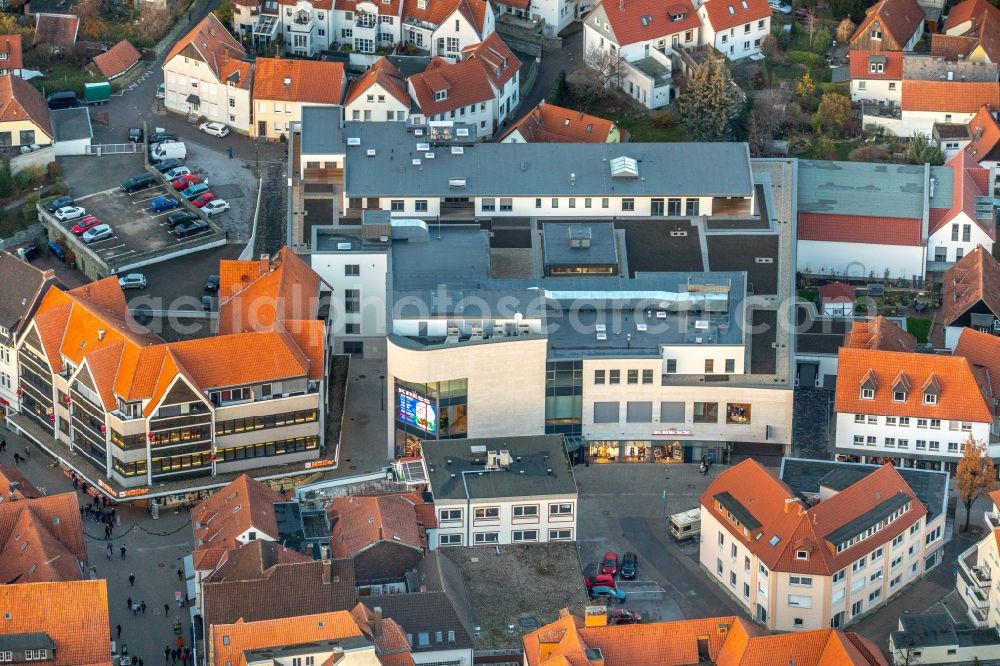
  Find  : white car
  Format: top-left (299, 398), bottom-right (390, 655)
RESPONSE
top-left (156, 83), bottom-right (165, 99)
top-left (82, 224), bottom-right (113, 244)
top-left (54, 206), bottom-right (86, 221)
top-left (163, 166), bottom-right (191, 181)
top-left (201, 199), bottom-right (230, 217)
top-left (118, 273), bottom-right (147, 290)
top-left (199, 122), bottom-right (230, 138)
top-left (768, 0), bottom-right (792, 13)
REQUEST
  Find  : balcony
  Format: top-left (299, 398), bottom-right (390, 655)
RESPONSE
top-left (303, 167), bottom-right (343, 183)
top-left (986, 511), bottom-right (1000, 531)
top-left (959, 546), bottom-right (992, 590)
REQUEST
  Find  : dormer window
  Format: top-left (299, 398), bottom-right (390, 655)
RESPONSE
top-left (870, 62), bottom-right (884, 73)
top-left (924, 393), bottom-right (938, 405)
top-left (796, 550), bottom-right (808, 560)
top-left (891, 371), bottom-right (909, 403)
top-left (893, 390), bottom-right (906, 402)
top-left (923, 374), bottom-right (940, 405)
top-left (670, 11), bottom-right (686, 20)
top-left (860, 368), bottom-right (877, 400)
top-left (434, 90), bottom-right (447, 101)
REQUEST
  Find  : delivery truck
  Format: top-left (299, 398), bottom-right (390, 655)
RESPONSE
top-left (150, 142), bottom-right (186, 161)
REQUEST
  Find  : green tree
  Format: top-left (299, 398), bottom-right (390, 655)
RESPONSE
top-left (547, 70), bottom-right (569, 105)
top-left (813, 92), bottom-right (851, 135)
top-left (678, 54), bottom-right (743, 141)
top-left (829, 0), bottom-right (865, 21)
top-left (795, 71), bottom-right (816, 98)
top-left (909, 133), bottom-right (945, 166)
top-left (0, 159), bottom-right (13, 199)
top-left (812, 27), bottom-right (832, 53)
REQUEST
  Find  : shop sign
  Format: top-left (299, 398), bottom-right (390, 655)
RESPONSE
top-left (305, 459), bottom-right (335, 470)
top-left (97, 479), bottom-right (150, 499)
top-left (97, 479), bottom-right (116, 496)
top-left (652, 429), bottom-right (692, 436)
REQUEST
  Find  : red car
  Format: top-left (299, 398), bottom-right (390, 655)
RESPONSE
top-left (71, 216), bottom-right (102, 235)
top-left (585, 574), bottom-right (616, 590)
top-left (191, 192), bottom-right (216, 208)
top-left (172, 174), bottom-right (201, 190)
top-left (600, 551), bottom-right (619, 576)
top-left (609, 609), bottom-right (642, 625)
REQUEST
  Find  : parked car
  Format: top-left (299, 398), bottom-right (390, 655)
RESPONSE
top-left (600, 551), bottom-right (619, 577)
top-left (198, 121), bottom-right (230, 137)
top-left (44, 196), bottom-right (73, 213)
top-left (588, 586), bottom-right (626, 603)
top-left (151, 142), bottom-right (186, 161)
top-left (118, 273), bottom-right (147, 290)
top-left (163, 166), bottom-right (192, 181)
top-left (166, 211), bottom-right (198, 228)
top-left (584, 574), bottom-right (616, 590)
top-left (121, 172), bottom-right (156, 192)
top-left (128, 128), bottom-right (143, 143)
top-left (175, 219), bottom-right (209, 238)
top-left (191, 193), bottom-right (216, 208)
top-left (148, 131), bottom-right (177, 144)
top-left (180, 183), bottom-right (210, 201)
top-left (54, 206), bottom-right (86, 221)
top-left (149, 196), bottom-right (180, 213)
top-left (82, 224), bottom-right (113, 244)
top-left (201, 199), bottom-right (230, 216)
top-left (768, 0), bottom-right (792, 12)
top-left (608, 609), bottom-right (642, 625)
top-left (153, 158), bottom-right (184, 173)
top-left (172, 174), bottom-right (201, 190)
top-left (71, 216), bottom-right (102, 236)
top-left (620, 552), bottom-right (638, 580)
top-left (46, 91), bottom-right (79, 110)
top-left (204, 274), bottom-right (220, 292)
top-left (156, 83), bottom-right (165, 99)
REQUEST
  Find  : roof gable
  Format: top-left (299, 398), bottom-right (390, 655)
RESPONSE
top-left (587, 0), bottom-right (700, 47)
top-left (92, 39), bottom-right (141, 78)
top-left (345, 58), bottom-right (410, 107)
top-left (941, 245), bottom-right (1000, 326)
top-left (700, 0), bottom-right (771, 33)
top-left (164, 13), bottom-right (246, 81)
top-left (500, 101), bottom-right (620, 143)
top-left (0, 75), bottom-right (53, 140)
top-left (0, 35), bottom-right (24, 71)
top-left (851, 0), bottom-right (924, 47)
top-left (192, 474), bottom-right (285, 562)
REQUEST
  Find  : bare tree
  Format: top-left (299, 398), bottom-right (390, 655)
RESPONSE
top-left (583, 45), bottom-right (626, 90)
top-left (805, 9), bottom-right (818, 47)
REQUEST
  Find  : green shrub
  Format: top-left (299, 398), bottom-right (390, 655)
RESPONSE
top-left (49, 181), bottom-right (69, 196)
top-left (650, 110), bottom-right (673, 128)
top-left (788, 51), bottom-right (822, 67)
top-left (817, 82), bottom-right (849, 96)
top-left (46, 161), bottom-right (60, 180)
top-left (20, 201), bottom-right (37, 224)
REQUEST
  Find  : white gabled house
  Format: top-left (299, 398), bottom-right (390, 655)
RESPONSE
top-left (344, 57), bottom-right (412, 121)
top-left (696, 0), bottom-right (771, 60)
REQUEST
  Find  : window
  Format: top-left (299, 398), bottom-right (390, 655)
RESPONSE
top-left (899, 417), bottom-right (910, 426)
top-left (626, 402), bottom-right (652, 423)
top-left (499, 198), bottom-right (513, 211)
top-left (893, 390), bottom-right (906, 402)
top-left (759, 563), bottom-right (769, 578)
top-left (789, 576), bottom-right (812, 587)
top-left (551, 198), bottom-right (559, 208)
top-left (892, 534), bottom-right (904, 548)
top-left (548, 528), bottom-right (572, 540)
top-left (344, 289), bottom-right (360, 314)
top-left (0, 653), bottom-right (10, 663)
top-left (872, 546), bottom-right (884, 560)
top-left (852, 557), bottom-right (867, 572)
top-left (885, 437), bottom-right (896, 448)
top-left (601, 198), bottom-right (609, 208)
top-left (595, 370), bottom-right (605, 384)
top-left (666, 359), bottom-right (677, 374)
top-left (474, 507), bottom-right (499, 519)
top-left (345, 323), bottom-right (360, 335)
top-left (474, 532), bottom-right (499, 544)
top-left (627, 369), bottom-right (638, 384)
top-left (513, 505), bottom-right (538, 517)
top-left (871, 28), bottom-right (881, 39)
top-left (916, 440), bottom-right (926, 451)
top-left (725, 358), bottom-right (735, 373)
top-left (391, 200), bottom-right (404, 211)
top-left (550, 503), bottom-right (573, 515)
top-left (717, 558), bottom-right (724, 575)
top-left (745, 555), bottom-right (751, 572)
top-left (512, 530), bottom-right (538, 542)
top-left (891, 555), bottom-right (903, 569)
top-left (730, 571), bottom-right (737, 587)
top-left (622, 198), bottom-right (635, 211)
top-left (693, 402), bottom-right (718, 423)
top-left (854, 414), bottom-right (865, 424)
top-left (888, 82), bottom-right (896, 90)
top-left (851, 600), bottom-right (863, 617)
top-left (731, 543), bottom-right (737, 559)
top-left (593, 401), bottom-right (619, 423)
top-left (705, 359), bottom-right (714, 373)
top-left (867, 436), bottom-right (876, 446)
top-left (685, 199), bottom-right (699, 216)
top-left (917, 418), bottom-right (927, 429)
top-left (867, 415), bottom-right (877, 424)
top-left (795, 550), bottom-right (808, 560)
top-left (924, 392), bottom-right (937, 405)
top-left (743, 582), bottom-right (750, 598)
top-left (787, 595), bottom-right (812, 609)
top-left (344, 264), bottom-right (360, 276)
top-left (948, 442), bottom-right (959, 453)
top-left (870, 570), bottom-right (882, 583)
top-left (898, 439), bottom-right (908, 449)
top-left (568, 198), bottom-right (576, 208)
top-left (481, 198), bottom-right (496, 211)
top-left (886, 417), bottom-right (897, 426)
top-left (440, 508), bottom-right (462, 521)
top-left (833, 569), bottom-right (845, 583)
top-left (642, 369), bottom-right (653, 384)
top-left (869, 589), bottom-right (881, 603)
top-left (832, 587), bottom-right (844, 604)
top-left (609, 370), bottom-right (620, 384)
top-left (861, 388), bottom-right (874, 400)
top-left (415, 200), bottom-right (428, 212)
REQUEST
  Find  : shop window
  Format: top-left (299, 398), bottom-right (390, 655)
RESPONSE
top-left (693, 402), bottom-right (718, 423)
top-left (726, 403), bottom-right (751, 424)
top-left (593, 402), bottom-right (620, 423)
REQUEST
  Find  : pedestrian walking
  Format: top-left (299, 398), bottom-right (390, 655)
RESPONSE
top-left (164, 603), bottom-right (169, 617)
top-left (116, 624), bottom-right (122, 639)
top-left (0, 438), bottom-right (6, 452)
top-left (131, 656), bottom-right (137, 666)
top-left (170, 649), bottom-right (177, 664)
top-left (139, 659), bottom-right (143, 666)
top-left (227, 146), bottom-right (233, 159)
top-left (129, 573), bottom-right (135, 586)
top-left (106, 542), bottom-right (113, 559)
top-left (127, 596), bottom-right (132, 611)
top-left (180, 655), bottom-right (187, 666)
top-left (104, 524), bottom-right (111, 540)
top-left (12, 452), bottom-right (20, 465)
top-left (140, 601), bottom-right (146, 615)
top-left (120, 544), bottom-right (127, 559)
top-left (23, 445), bottom-right (29, 458)
top-left (176, 568), bottom-right (183, 582)
top-left (175, 636), bottom-right (183, 650)
top-left (163, 647), bottom-right (170, 664)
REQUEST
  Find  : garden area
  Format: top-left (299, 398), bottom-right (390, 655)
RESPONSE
top-left (0, 159), bottom-right (68, 238)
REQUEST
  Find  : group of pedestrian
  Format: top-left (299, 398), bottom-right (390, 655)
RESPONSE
top-left (125, 596), bottom-right (147, 615)
top-left (699, 454), bottom-right (714, 476)
top-left (164, 645), bottom-right (191, 665)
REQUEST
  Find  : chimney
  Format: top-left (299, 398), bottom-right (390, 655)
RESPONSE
top-left (322, 563), bottom-right (331, 585)
top-left (619, 0), bottom-right (624, 9)
top-left (372, 607), bottom-right (383, 638)
top-left (97, 329), bottom-right (106, 341)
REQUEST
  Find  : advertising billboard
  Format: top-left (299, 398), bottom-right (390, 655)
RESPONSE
top-left (398, 387), bottom-right (437, 433)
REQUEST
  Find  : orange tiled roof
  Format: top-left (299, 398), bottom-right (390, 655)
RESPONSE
top-left (91, 39), bottom-right (140, 79)
top-left (218, 247), bottom-right (323, 334)
top-left (702, 460), bottom-right (927, 576)
top-left (0, 74), bottom-right (52, 140)
top-left (797, 213), bottom-right (923, 246)
top-left (955, 327), bottom-right (1000, 416)
top-left (850, 0), bottom-right (924, 49)
top-left (0, 580), bottom-right (113, 666)
top-left (965, 106), bottom-right (1000, 162)
top-left (990, 489), bottom-right (1000, 510)
top-left (930, 33), bottom-right (978, 59)
top-left (499, 100), bottom-right (622, 143)
top-left (0, 493), bottom-right (88, 583)
top-left (253, 58), bottom-right (346, 105)
top-left (402, 0), bottom-right (490, 34)
top-left (165, 13), bottom-right (248, 84)
top-left (929, 149), bottom-right (996, 238)
top-left (835, 346), bottom-right (993, 421)
top-left (350, 603), bottom-right (416, 666)
top-left (461, 32), bottom-right (521, 89)
top-left (327, 493), bottom-right (431, 558)
top-left (0, 34), bottom-right (24, 71)
top-left (902, 80), bottom-right (1000, 114)
top-left (843, 317), bottom-right (917, 353)
top-left (848, 50), bottom-right (904, 79)
top-left (945, 0), bottom-right (1000, 32)
top-left (409, 56), bottom-right (495, 114)
top-left (592, 0), bottom-right (700, 46)
top-left (941, 245), bottom-right (1000, 327)
top-left (32, 13), bottom-right (79, 49)
top-left (192, 474), bottom-right (285, 568)
top-left (0, 465), bottom-right (43, 499)
top-left (344, 57), bottom-right (410, 107)
top-left (700, 0), bottom-right (771, 33)
top-left (523, 609), bottom-right (887, 666)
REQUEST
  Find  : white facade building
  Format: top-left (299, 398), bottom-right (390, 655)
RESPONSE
top-left (696, 0), bottom-right (772, 60)
top-left (0, 253), bottom-right (53, 416)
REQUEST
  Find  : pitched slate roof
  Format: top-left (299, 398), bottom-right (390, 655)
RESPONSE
top-left (0, 251), bottom-right (53, 345)
top-left (0, 35), bottom-right (24, 71)
top-left (835, 347), bottom-right (993, 421)
top-left (500, 101), bottom-right (623, 143)
top-left (849, 50), bottom-right (904, 79)
top-left (797, 213), bottom-right (923, 246)
top-left (941, 245), bottom-right (1000, 327)
top-left (0, 493), bottom-right (86, 583)
top-left (344, 57), bottom-right (410, 107)
top-left (92, 39), bottom-right (140, 78)
top-left (699, 0), bottom-right (771, 33)
top-left (165, 13), bottom-right (247, 83)
top-left (850, 0), bottom-right (924, 48)
top-left (0, 75), bottom-right (52, 141)
top-left (253, 58), bottom-right (346, 105)
top-left (32, 13), bottom-right (79, 49)
top-left (843, 317), bottom-right (917, 353)
top-left (327, 493), bottom-right (432, 558)
top-left (0, 580), bottom-right (112, 666)
top-left (585, 0), bottom-right (700, 47)
top-left (192, 475), bottom-right (284, 570)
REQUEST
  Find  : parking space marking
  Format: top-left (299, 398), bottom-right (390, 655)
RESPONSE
top-left (134, 193), bottom-right (166, 204)
top-left (149, 210), bottom-right (177, 219)
top-left (89, 237), bottom-right (120, 248)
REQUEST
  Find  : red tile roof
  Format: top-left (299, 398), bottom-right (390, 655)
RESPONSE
top-left (344, 57), bottom-right (410, 107)
top-left (945, 0), bottom-right (1000, 33)
top-left (0, 74), bottom-right (52, 141)
top-left (797, 212), bottom-right (923, 246)
top-left (192, 474), bottom-right (285, 571)
top-left (843, 317), bottom-right (917, 353)
top-left (409, 56), bottom-right (497, 115)
top-left (0, 493), bottom-right (87, 583)
top-left (499, 101), bottom-right (624, 143)
top-left (32, 13), bottom-right (79, 49)
top-left (941, 245), bottom-right (1000, 327)
top-left (965, 106), bottom-right (1000, 162)
top-left (902, 80), bottom-right (1000, 114)
top-left (703, 460), bottom-right (928, 577)
top-left (930, 33), bottom-right (977, 59)
top-left (0, 465), bottom-right (44, 499)
top-left (850, 0), bottom-right (924, 49)
top-left (350, 603), bottom-right (417, 666)
top-left (929, 149), bottom-right (996, 238)
top-left (0, 35), bottom-right (24, 71)
top-left (848, 50), bottom-right (904, 79)
top-left (335, 0), bottom-right (397, 13)
top-left (253, 58), bottom-right (346, 104)
top-left (402, 0), bottom-right (490, 33)
top-left (818, 281), bottom-right (856, 304)
top-left (588, 0), bottom-right (700, 46)
top-left (0, 580), bottom-right (113, 666)
top-left (955, 327), bottom-right (1000, 416)
top-left (461, 32), bottom-right (521, 88)
top-left (699, 0), bottom-right (771, 33)
top-left (327, 493), bottom-right (432, 558)
top-left (835, 347), bottom-right (993, 421)
top-left (523, 609), bottom-right (887, 666)
top-left (92, 39), bottom-right (141, 79)
top-left (165, 13), bottom-right (247, 84)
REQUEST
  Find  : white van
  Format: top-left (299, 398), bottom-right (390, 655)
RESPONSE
top-left (151, 142), bottom-right (187, 161)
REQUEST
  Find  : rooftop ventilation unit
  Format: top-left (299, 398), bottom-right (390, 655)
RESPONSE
top-left (366, 149), bottom-right (376, 157)
top-left (336, 242), bottom-right (352, 250)
top-left (346, 137), bottom-right (361, 146)
top-left (448, 178), bottom-right (467, 188)
top-left (425, 152), bottom-right (435, 159)
top-left (451, 146), bottom-right (464, 155)
top-left (417, 142), bottom-right (430, 151)
top-left (456, 127), bottom-right (470, 137)
top-left (609, 155), bottom-right (639, 178)
top-left (412, 158), bottom-right (421, 165)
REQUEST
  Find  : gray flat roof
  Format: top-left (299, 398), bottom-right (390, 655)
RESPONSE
top-left (301, 107), bottom-right (754, 197)
top-left (542, 223), bottom-right (618, 267)
top-left (797, 160), bottom-right (953, 219)
top-left (49, 107), bottom-right (92, 142)
top-left (893, 613), bottom-right (959, 648)
top-left (423, 435), bottom-right (578, 501)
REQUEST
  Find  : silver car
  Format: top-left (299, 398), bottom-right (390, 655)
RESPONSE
top-left (118, 273), bottom-right (147, 289)
top-left (82, 224), bottom-right (113, 244)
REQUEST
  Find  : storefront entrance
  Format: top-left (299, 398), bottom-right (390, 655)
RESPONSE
top-left (586, 440), bottom-right (727, 464)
